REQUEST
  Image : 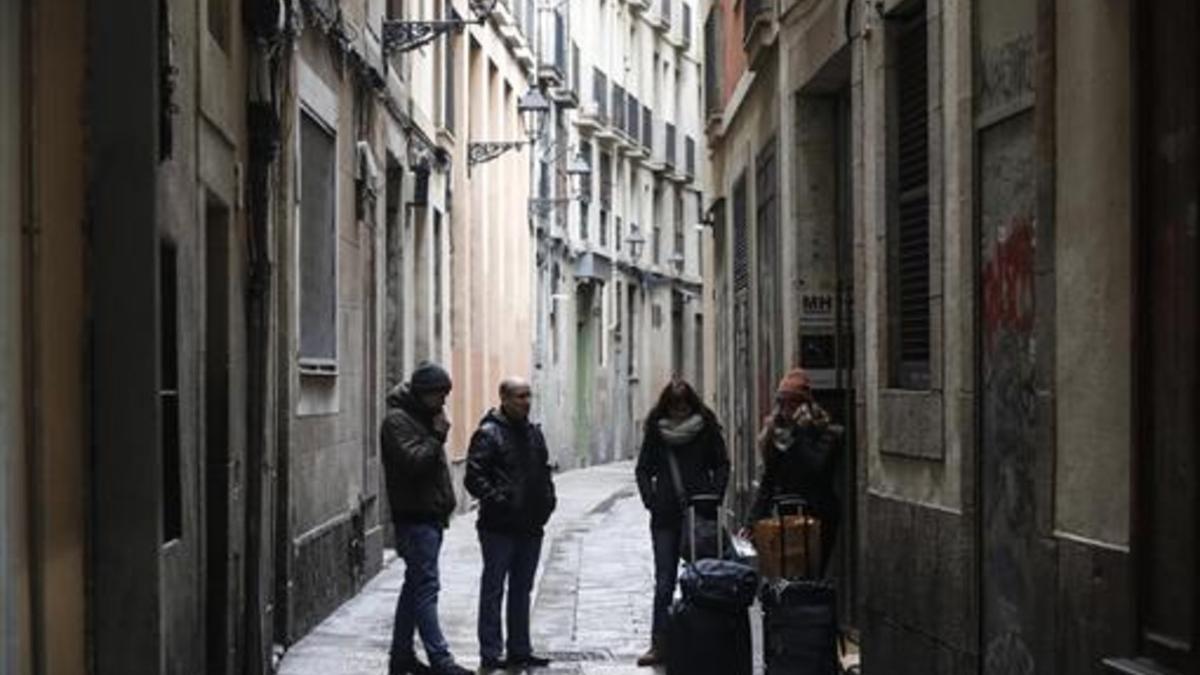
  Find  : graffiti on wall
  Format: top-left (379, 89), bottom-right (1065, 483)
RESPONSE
top-left (982, 216), bottom-right (1036, 350)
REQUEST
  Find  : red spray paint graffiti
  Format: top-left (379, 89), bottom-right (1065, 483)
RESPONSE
top-left (982, 217), bottom-right (1036, 349)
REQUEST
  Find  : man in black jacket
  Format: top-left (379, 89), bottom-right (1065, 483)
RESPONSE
top-left (465, 377), bottom-right (557, 671)
top-left (380, 362), bottom-right (471, 675)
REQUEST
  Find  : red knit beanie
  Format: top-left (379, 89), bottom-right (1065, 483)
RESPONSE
top-left (776, 368), bottom-right (812, 401)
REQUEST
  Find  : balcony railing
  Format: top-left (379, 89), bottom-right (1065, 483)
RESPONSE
top-left (593, 69), bottom-right (608, 122)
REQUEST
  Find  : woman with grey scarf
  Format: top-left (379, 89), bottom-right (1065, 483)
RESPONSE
top-left (633, 379), bottom-right (730, 666)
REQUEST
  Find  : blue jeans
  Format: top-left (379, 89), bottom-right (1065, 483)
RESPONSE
top-left (477, 530), bottom-right (544, 662)
top-left (391, 523), bottom-right (453, 670)
top-left (651, 527), bottom-right (682, 641)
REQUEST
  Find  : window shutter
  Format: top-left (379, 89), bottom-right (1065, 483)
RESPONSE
top-left (893, 9), bottom-right (930, 386)
top-left (733, 175), bottom-right (749, 295)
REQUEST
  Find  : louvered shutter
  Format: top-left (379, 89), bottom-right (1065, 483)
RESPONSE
top-left (893, 9), bottom-right (930, 387)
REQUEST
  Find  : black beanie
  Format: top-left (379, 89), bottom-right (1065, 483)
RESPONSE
top-left (409, 361), bottom-right (453, 393)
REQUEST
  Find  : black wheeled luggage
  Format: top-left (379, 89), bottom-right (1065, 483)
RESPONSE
top-left (761, 578), bottom-right (839, 675)
top-left (665, 495), bottom-right (757, 675)
top-left (760, 495), bottom-right (840, 675)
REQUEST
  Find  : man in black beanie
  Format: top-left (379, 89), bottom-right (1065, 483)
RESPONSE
top-left (380, 361), bottom-right (470, 675)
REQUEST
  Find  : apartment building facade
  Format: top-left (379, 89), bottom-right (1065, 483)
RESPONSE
top-left (530, 0), bottom-right (710, 468)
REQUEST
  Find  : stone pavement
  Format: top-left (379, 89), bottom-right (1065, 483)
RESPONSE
top-left (277, 461), bottom-right (765, 675)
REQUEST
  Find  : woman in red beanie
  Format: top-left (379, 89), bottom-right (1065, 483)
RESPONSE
top-left (746, 368), bottom-right (842, 576)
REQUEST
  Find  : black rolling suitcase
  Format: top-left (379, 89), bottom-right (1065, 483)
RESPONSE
top-left (760, 495), bottom-right (840, 675)
top-left (665, 495), bottom-right (757, 675)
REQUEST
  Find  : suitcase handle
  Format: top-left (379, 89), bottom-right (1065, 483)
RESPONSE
top-left (686, 493), bottom-right (726, 563)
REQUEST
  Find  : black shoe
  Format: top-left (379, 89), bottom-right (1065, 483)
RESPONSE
top-left (478, 656), bottom-right (507, 671)
top-left (431, 662), bottom-right (472, 675)
top-left (508, 654), bottom-right (552, 668)
top-left (390, 655), bottom-right (432, 675)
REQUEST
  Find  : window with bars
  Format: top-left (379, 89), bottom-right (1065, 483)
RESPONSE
top-left (580, 141), bottom-right (593, 202)
top-left (629, 95), bottom-right (641, 141)
top-left (888, 2), bottom-right (930, 390)
top-left (665, 122), bottom-right (676, 168)
top-left (299, 111), bottom-right (338, 365)
top-left (613, 84), bottom-right (626, 133)
top-left (600, 151), bottom-right (613, 210)
top-left (674, 188), bottom-right (685, 258)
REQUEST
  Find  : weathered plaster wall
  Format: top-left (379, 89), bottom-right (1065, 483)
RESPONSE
top-left (449, 24), bottom-right (533, 463)
top-left (1053, 0), bottom-right (1132, 548)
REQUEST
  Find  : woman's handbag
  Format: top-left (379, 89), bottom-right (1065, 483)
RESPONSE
top-left (665, 449), bottom-right (731, 562)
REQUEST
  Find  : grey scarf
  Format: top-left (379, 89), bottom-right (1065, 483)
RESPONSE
top-left (658, 413), bottom-right (705, 446)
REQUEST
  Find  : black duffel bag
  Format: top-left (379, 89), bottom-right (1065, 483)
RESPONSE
top-left (680, 558), bottom-right (759, 612)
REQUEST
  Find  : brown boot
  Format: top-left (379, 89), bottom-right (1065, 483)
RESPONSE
top-left (636, 642), bottom-right (665, 667)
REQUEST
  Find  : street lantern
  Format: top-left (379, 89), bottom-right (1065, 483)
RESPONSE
top-left (626, 225), bottom-right (647, 261)
top-left (566, 151), bottom-right (591, 193)
top-left (518, 86), bottom-right (551, 142)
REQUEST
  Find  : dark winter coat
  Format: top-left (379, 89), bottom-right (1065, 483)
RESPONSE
top-left (748, 421), bottom-right (842, 526)
top-left (464, 409), bottom-right (557, 536)
top-left (380, 384), bottom-right (457, 527)
top-left (635, 417), bottom-right (731, 530)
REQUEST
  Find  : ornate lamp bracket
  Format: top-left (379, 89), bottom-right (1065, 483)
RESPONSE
top-left (382, 0), bottom-right (498, 55)
top-left (468, 141), bottom-right (527, 174)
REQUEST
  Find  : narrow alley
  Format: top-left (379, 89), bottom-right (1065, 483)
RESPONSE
top-left (277, 462), bottom-right (759, 675)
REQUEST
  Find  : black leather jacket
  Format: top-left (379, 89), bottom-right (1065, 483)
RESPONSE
top-left (465, 410), bottom-right (557, 536)
top-left (380, 385), bottom-right (457, 527)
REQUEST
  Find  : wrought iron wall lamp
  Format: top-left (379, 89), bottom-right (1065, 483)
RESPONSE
top-left (382, 0), bottom-right (500, 54)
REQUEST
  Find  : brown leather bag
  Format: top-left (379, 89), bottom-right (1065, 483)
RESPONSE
top-left (753, 497), bottom-right (822, 580)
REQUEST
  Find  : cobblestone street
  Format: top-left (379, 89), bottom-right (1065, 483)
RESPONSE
top-left (277, 461), bottom-right (758, 675)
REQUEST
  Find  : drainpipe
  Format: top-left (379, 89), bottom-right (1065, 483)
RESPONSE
top-left (243, 2), bottom-right (284, 672)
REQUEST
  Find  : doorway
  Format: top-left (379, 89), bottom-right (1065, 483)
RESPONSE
top-left (1133, 1), bottom-right (1199, 670)
top-left (575, 283), bottom-right (597, 467)
top-left (205, 193), bottom-right (232, 675)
